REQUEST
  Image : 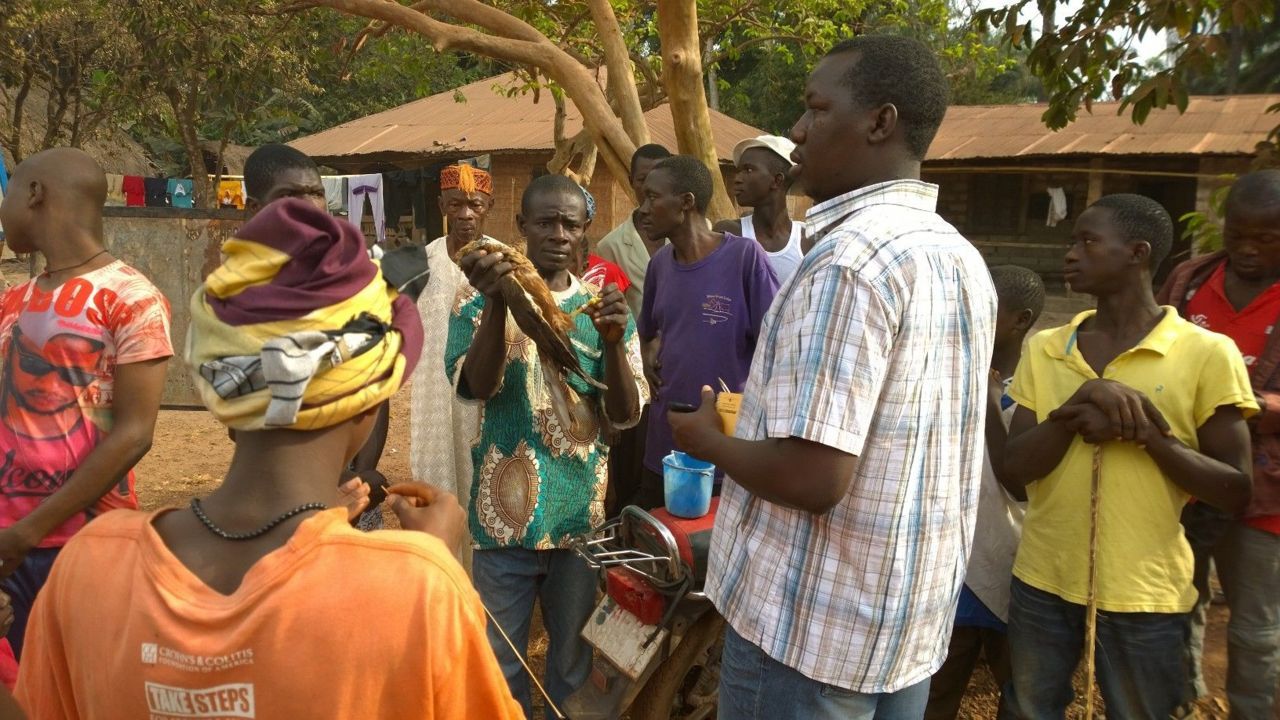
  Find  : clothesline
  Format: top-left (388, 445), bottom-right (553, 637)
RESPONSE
top-left (107, 174), bottom-right (197, 209)
top-left (105, 172), bottom-right (394, 246)
top-left (320, 173), bottom-right (386, 245)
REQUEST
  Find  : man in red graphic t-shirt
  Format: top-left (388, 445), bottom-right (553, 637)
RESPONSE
top-left (0, 148), bottom-right (172, 659)
top-left (1158, 169), bottom-right (1280, 719)
top-left (575, 232), bottom-right (632, 296)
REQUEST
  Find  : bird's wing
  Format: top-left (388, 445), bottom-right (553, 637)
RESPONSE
top-left (456, 239), bottom-right (607, 392)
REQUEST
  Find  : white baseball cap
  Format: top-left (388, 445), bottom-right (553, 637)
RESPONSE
top-left (732, 135), bottom-right (796, 168)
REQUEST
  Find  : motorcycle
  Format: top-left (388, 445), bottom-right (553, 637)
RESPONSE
top-left (563, 500), bottom-right (724, 720)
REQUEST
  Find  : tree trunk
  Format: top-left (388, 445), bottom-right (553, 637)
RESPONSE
top-left (548, 89), bottom-right (601, 185)
top-left (4, 69), bottom-right (34, 163)
top-left (1225, 25), bottom-right (1244, 94)
top-left (656, 0), bottom-right (735, 221)
top-left (168, 91), bottom-right (213, 208)
top-left (41, 82), bottom-right (71, 151)
top-left (210, 127), bottom-right (233, 210)
top-left (586, 0), bottom-right (649, 148)
top-left (1039, 0), bottom-right (1055, 37)
top-left (69, 81), bottom-right (84, 147)
top-left (704, 37), bottom-right (720, 111)
top-left (312, 0), bottom-right (638, 201)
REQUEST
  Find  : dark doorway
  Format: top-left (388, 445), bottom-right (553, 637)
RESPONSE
top-left (1135, 177), bottom-right (1198, 287)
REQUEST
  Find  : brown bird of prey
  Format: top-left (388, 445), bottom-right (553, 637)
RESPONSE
top-left (455, 238), bottom-right (607, 393)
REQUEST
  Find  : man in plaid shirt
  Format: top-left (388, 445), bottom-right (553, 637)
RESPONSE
top-left (669, 35), bottom-right (996, 718)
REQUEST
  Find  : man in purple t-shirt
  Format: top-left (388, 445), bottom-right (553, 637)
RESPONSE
top-left (634, 155), bottom-right (780, 508)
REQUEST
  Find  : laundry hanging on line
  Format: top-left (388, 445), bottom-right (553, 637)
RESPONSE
top-left (218, 179), bottom-right (246, 210)
top-left (144, 177), bottom-right (169, 207)
top-left (347, 174), bottom-right (386, 245)
top-left (168, 179), bottom-right (194, 209)
top-left (104, 175), bottom-right (127, 207)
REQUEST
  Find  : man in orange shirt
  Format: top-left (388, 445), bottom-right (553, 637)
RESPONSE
top-left (14, 199), bottom-right (522, 719)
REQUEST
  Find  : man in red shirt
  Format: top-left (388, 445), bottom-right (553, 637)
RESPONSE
top-left (1158, 169), bottom-right (1280, 719)
top-left (572, 185), bottom-right (632, 299)
top-left (576, 235), bottom-right (632, 296)
top-left (0, 149), bottom-right (172, 661)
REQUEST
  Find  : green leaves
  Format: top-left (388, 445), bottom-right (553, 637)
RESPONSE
top-left (1181, 179), bottom-right (1234, 252)
top-left (976, 0), bottom-right (1277, 130)
top-left (0, 0), bottom-right (144, 159)
top-left (712, 0), bottom-right (1027, 130)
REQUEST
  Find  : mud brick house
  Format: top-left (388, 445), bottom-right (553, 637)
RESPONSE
top-left (922, 94), bottom-right (1280, 287)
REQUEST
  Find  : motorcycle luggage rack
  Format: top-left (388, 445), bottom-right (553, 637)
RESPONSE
top-left (571, 506), bottom-right (688, 590)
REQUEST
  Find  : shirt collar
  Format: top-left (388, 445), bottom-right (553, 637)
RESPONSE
top-left (552, 273), bottom-right (581, 302)
top-left (804, 179), bottom-right (940, 239)
top-left (1047, 306), bottom-right (1185, 361)
top-left (1201, 261), bottom-right (1280, 312)
top-left (622, 214), bottom-right (643, 246)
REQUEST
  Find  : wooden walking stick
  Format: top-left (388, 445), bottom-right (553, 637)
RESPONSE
top-left (1083, 445), bottom-right (1102, 720)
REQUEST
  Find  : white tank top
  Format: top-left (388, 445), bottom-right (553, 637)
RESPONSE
top-left (741, 214), bottom-right (804, 285)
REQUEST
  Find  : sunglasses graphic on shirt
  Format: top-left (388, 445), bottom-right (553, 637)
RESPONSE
top-left (14, 342), bottom-right (97, 387)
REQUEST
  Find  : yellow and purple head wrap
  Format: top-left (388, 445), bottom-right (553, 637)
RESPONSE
top-left (186, 198), bottom-right (423, 431)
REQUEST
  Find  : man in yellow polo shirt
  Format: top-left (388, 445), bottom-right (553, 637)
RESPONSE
top-left (1001, 193), bottom-right (1256, 720)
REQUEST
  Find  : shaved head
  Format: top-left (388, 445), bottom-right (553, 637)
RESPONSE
top-left (14, 148), bottom-right (108, 206)
top-left (1, 147), bottom-right (108, 255)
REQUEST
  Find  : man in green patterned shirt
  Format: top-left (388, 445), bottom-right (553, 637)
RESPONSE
top-left (446, 174), bottom-right (646, 717)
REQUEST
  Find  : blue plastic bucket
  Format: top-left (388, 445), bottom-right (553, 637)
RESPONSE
top-left (662, 451), bottom-right (715, 519)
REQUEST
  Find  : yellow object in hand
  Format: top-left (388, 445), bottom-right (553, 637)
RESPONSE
top-left (568, 296), bottom-right (602, 318)
top-left (716, 392), bottom-right (742, 436)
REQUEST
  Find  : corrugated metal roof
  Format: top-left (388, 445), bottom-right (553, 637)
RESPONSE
top-left (290, 72), bottom-right (765, 168)
top-left (927, 94), bottom-right (1280, 161)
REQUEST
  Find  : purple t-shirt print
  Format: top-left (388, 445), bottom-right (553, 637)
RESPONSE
top-left (639, 233), bottom-right (779, 474)
top-left (702, 294), bottom-right (734, 324)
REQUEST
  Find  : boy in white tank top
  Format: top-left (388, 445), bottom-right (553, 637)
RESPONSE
top-left (714, 135), bottom-right (806, 284)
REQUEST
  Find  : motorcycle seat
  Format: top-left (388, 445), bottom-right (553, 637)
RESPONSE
top-left (646, 498), bottom-right (720, 588)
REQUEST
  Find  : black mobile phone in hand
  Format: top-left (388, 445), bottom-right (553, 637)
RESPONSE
top-left (668, 402), bottom-right (698, 413)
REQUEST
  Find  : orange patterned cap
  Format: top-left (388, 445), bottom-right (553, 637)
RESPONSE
top-left (440, 163), bottom-right (493, 195)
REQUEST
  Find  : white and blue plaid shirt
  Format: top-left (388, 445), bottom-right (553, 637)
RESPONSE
top-left (705, 180), bottom-right (997, 693)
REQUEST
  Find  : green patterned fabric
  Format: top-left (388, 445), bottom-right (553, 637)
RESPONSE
top-left (445, 276), bottom-right (646, 550)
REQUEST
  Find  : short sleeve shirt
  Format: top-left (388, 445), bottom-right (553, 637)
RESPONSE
top-left (0, 261), bottom-right (172, 547)
top-left (444, 275), bottom-right (648, 550)
top-left (15, 509), bottom-right (524, 719)
top-left (1184, 263), bottom-right (1280, 533)
top-left (705, 181), bottom-right (997, 693)
top-left (1185, 262), bottom-right (1280, 368)
top-left (638, 234), bottom-right (779, 474)
top-left (1008, 308), bottom-right (1258, 612)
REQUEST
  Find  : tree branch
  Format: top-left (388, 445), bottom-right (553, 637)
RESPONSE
top-left (5, 69), bottom-right (33, 162)
top-left (556, 7), bottom-right (592, 46)
top-left (656, 0), bottom-right (734, 220)
top-left (698, 0), bottom-right (761, 46)
top-left (631, 49), bottom-right (665, 109)
top-left (308, 0), bottom-right (637, 195)
top-left (561, 45), bottom-right (595, 67)
top-left (707, 34), bottom-right (807, 66)
top-left (410, 0), bottom-right (548, 43)
top-left (315, 0), bottom-right (556, 66)
top-left (40, 79), bottom-right (71, 152)
top-left (586, 0), bottom-right (649, 147)
top-left (553, 87), bottom-right (568, 148)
